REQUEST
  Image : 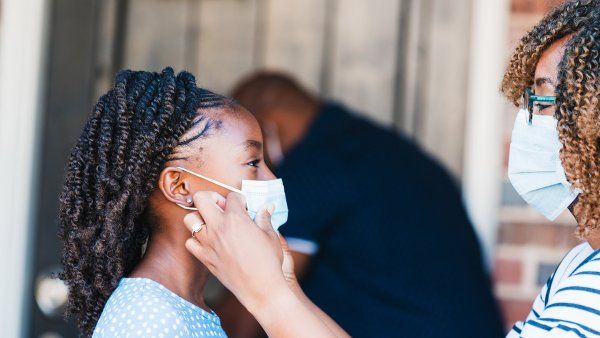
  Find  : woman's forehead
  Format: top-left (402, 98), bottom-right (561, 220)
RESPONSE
top-left (535, 35), bottom-right (573, 86)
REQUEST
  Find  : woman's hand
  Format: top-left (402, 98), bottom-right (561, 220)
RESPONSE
top-left (183, 191), bottom-right (349, 338)
top-left (182, 191), bottom-right (289, 313)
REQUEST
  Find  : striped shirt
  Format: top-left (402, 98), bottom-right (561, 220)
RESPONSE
top-left (507, 242), bottom-right (600, 338)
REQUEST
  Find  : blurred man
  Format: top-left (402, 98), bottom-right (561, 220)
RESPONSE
top-left (219, 72), bottom-right (503, 338)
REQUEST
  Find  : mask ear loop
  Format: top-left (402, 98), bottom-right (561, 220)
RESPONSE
top-left (177, 204), bottom-right (199, 211)
top-left (174, 166), bottom-right (244, 211)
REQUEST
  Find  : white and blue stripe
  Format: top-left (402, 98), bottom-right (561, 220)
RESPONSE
top-left (507, 242), bottom-right (600, 338)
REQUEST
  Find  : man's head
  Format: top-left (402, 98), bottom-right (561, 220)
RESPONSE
top-left (231, 72), bottom-right (321, 166)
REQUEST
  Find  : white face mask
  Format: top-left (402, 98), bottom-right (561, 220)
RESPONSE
top-left (174, 167), bottom-right (288, 230)
top-left (508, 109), bottom-right (581, 220)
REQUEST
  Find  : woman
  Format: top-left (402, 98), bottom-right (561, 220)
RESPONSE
top-left (501, 0), bottom-right (599, 336)
top-left (58, 68), bottom-right (348, 337)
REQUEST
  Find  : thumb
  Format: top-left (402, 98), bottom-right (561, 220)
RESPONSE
top-left (254, 203), bottom-right (275, 233)
top-left (277, 232), bottom-right (289, 249)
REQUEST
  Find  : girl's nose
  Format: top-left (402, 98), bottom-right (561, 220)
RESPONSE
top-left (260, 165), bottom-right (277, 180)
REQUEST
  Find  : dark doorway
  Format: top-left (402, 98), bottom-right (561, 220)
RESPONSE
top-left (28, 0), bottom-right (127, 336)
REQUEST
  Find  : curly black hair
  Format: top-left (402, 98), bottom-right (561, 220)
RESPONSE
top-left (501, 0), bottom-right (600, 235)
top-left (58, 67), bottom-right (232, 336)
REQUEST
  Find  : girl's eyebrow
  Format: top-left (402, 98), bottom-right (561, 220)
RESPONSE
top-left (241, 140), bottom-right (263, 151)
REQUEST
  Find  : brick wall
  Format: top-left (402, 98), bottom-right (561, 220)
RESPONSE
top-left (492, 0), bottom-right (580, 330)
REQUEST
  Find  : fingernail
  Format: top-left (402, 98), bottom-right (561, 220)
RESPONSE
top-left (266, 203), bottom-right (275, 215)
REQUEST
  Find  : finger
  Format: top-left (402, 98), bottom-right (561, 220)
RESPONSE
top-left (255, 204), bottom-right (281, 246)
top-left (277, 232), bottom-right (289, 249)
top-left (254, 203), bottom-right (275, 233)
top-left (215, 197), bottom-right (227, 210)
top-left (183, 211), bottom-right (205, 233)
top-left (192, 191), bottom-right (225, 227)
top-left (224, 192), bottom-right (247, 214)
top-left (183, 212), bottom-right (209, 245)
top-left (185, 238), bottom-right (216, 269)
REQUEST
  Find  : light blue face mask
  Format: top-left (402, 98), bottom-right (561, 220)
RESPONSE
top-left (174, 167), bottom-right (288, 231)
top-left (508, 109), bottom-right (581, 220)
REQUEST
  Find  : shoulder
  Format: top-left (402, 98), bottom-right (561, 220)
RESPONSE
top-left (92, 279), bottom-right (188, 337)
top-left (541, 247), bottom-right (600, 333)
top-left (555, 245), bottom-right (600, 293)
top-left (508, 245), bottom-right (600, 337)
top-left (563, 242), bottom-right (594, 268)
top-left (549, 243), bottom-right (596, 286)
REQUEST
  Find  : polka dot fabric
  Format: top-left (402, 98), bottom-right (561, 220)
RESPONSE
top-left (93, 278), bottom-right (227, 337)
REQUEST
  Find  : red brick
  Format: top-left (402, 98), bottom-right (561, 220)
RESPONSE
top-left (497, 222), bottom-right (579, 247)
top-left (493, 258), bottom-right (523, 284)
top-left (498, 298), bottom-right (535, 330)
top-left (511, 0), bottom-right (564, 14)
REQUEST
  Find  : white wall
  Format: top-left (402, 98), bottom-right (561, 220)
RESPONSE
top-left (0, 0), bottom-right (49, 336)
top-left (462, 0), bottom-right (509, 266)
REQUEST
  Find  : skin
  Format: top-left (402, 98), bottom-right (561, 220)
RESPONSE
top-left (220, 83), bottom-right (321, 338)
top-left (183, 192), bottom-right (348, 338)
top-left (129, 105), bottom-right (348, 337)
top-left (533, 34), bottom-right (600, 249)
top-left (254, 109), bottom-right (316, 279)
top-left (129, 106), bottom-right (271, 311)
top-left (236, 88), bottom-right (319, 277)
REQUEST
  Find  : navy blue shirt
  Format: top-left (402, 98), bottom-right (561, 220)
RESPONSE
top-left (278, 103), bottom-right (504, 338)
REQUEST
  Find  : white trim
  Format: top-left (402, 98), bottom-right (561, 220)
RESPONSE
top-left (462, 0), bottom-right (509, 268)
top-left (0, 0), bottom-right (49, 336)
top-left (285, 237), bottom-right (319, 255)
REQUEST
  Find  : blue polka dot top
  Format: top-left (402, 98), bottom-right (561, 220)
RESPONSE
top-left (93, 278), bottom-right (227, 337)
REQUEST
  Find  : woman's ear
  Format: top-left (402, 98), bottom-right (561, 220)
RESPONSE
top-left (158, 167), bottom-right (193, 207)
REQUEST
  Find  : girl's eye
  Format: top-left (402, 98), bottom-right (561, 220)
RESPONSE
top-left (247, 159), bottom-right (261, 168)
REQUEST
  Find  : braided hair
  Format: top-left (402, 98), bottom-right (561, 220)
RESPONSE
top-left (501, 0), bottom-right (600, 235)
top-left (58, 68), bottom-right (232, 335)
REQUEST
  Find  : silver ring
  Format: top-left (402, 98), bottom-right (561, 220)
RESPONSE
top-left (191, 223), bottom-right (205, 238)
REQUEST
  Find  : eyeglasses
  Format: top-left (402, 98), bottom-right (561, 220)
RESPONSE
top-left (523, 88), bottom-right (556, 122)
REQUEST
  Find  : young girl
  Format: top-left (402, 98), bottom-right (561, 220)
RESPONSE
top-left (58, 68), bottom-right (348, 337)
top-left (501, 1), bottom-right (600, 336)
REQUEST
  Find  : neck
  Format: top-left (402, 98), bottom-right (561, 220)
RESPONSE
top-left (130, 227), bottom-right (210, 310)
top-left (585, 230), bottom-right (600, 250)
top-left (571, 202), bottom-right (600, 250)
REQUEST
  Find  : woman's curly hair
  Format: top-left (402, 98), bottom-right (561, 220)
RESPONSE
top-left (501, 0), bottom-right (600, 236)
top-left (58, 67), bottom-right (231, 336)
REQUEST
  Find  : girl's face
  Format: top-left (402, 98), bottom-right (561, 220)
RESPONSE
top-left (177, 105), bottom-right (276, 198)
top-left (157, 104), bottom-right (276, 212)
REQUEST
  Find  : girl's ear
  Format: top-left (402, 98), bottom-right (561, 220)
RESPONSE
top-left (158, 167), bottom-right (193, 207)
